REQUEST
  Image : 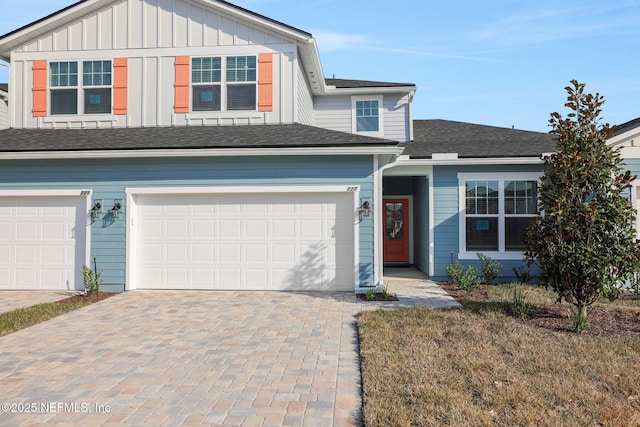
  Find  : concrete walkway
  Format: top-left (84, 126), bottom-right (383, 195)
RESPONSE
top-left (0, 274), bottom-right (458, 426)
top-left (383, 267), bottom-right (461, 309)
top-left (0, 290), bottom-right (81, 314)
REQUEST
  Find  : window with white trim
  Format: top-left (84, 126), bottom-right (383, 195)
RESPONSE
top-left (50, 60), bottom-right (112, 115)
top-left (191, 56), bottom-right (256, 111)
top-left (459, 173), bottom-right (539, 258)
top-left (351, 96), bottom-right (383, 136)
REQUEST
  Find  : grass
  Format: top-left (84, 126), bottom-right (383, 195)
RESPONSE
top-left (357, 284), bottom-right (640, 426)
top-left (0, 300), bottom-right (93, 337)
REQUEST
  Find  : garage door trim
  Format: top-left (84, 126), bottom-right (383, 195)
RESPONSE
top-left (0, 188), bottom-right (92, 290)
top-left (125, 185), bottom-right (361, 291)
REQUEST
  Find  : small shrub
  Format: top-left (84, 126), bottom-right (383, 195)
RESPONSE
top-left (477, 253), bottom-right (501, 285)
top-left (365, 287), bottom-right (376, 301)
top-left (446, 262), bottom-right (464, 285)
top-left (511, 285), bottom-right (530, 320)
top-left (82, 265), bottom-right (102, 296)
top-left (513, 266), bottom-right (532, 284)
top-left (459, 265), bottom-right (481, 293)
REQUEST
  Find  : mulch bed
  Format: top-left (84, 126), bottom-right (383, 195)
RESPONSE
top-left (439, 282), bottom-right (640, 336)
top-left (55, 292), bottom-right (118, 304)
top-left (357, 293), bottom-right (399, 302)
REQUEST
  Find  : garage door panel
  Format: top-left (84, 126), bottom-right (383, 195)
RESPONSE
top-left (192, 220), bottom-right (215, 237)
top-left (245, 244), bottom-right (268, 262)
top-left (219, 244), bottom-right (241, 263)
top-left (192, 244), bottom-right (215, 262)
top-left (135, 191), bottom-right (355, 291)
top-left (17, 222), bottom-right (38, 239)
top-left (0, 196), bottom-right (85, 290)
top-left (41, 245), bottom-right (65, 263)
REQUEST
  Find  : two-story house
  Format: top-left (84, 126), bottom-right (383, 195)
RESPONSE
top-left (0, 0), bottom-right (415, 292)
top-left (1, 0), bottom-right (638, 293)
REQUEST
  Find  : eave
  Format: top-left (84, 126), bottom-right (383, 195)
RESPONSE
top-left (0, 145), bottom-right (404, 160)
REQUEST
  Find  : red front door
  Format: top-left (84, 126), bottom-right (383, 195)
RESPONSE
top-left (383, 198), bottom-right (410, 263)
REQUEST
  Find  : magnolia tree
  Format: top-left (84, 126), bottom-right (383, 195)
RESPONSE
top-left (525, 80), bottom-right (640, 333)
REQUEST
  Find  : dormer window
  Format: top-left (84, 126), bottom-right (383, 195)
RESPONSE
top-left (352, 95), bottom-right (383, 136)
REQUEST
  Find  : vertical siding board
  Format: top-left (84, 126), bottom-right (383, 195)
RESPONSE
top-left (99, 7), bottom-right (114, 50)
top-left (174, 0), bottom-right (190, 47)
top-left (84, 14), bottom-right (98, 51)
top-left (32, 60), bottom-right (47, 117)
top-left (174, 56), bottom-right (190, 113)
top-left (143, 0), bottom-right (159, 48)
top-left (258, 53), bottom-right (274, 112)
top-left (189, 4), bottom-right (204, 47)
top-left (113, 58), bottom-right (129, 115)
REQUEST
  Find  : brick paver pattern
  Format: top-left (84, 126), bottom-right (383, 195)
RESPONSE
top-left (0, 291), bottom-right (364, 426)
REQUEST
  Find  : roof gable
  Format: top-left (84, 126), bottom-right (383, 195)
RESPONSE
top-left (0, 0), bottom-right (312, 60)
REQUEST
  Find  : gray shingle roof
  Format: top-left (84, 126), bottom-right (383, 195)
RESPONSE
top-left (0, 83), bottom-right (7, 92)
top-left (0, 123), bottom-right (397, 152)
top-left (613, 117), bottom-right (640, 136)
top-left (401, 119), bottom-right (555, 159)
top-left (325, 78), bottom-right (415, 88)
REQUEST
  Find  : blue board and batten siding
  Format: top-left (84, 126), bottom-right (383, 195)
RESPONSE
top-left (0, 155), bottom-right (376, 291)
top-left (432, 164), bottom-right (544, 281)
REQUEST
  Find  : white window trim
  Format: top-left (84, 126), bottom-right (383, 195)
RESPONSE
top-left (351, 95), bottom-right (384, 137)
top-left (49, 60), bottom-right (113, 116)
top-left (458, 172), bottom-right (541, 260)
top-left (190, 55), bottom-right (258, 113)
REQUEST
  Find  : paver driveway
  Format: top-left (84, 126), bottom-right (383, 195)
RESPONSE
top-left (0, 291), bottom-right (364, 426)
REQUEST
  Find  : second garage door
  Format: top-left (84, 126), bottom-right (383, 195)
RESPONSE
top-left (132, 191), bottom-right (356, 291)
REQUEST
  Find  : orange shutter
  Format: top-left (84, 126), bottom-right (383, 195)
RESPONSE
top-left (258, 53), bottom-right (273, 112)
top-left (113, 58), bottom-right (128, 115)
top-left (33, 60), bottom-right (48, 117)
top-left (175, 56), bottom-right (190, 113)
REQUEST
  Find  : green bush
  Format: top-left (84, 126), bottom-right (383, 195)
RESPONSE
top-left (477, 253), bottom-right (502, 285)
top-left (446, 262), bottom-right (464, 285)
top-left (459, 265), bottom-right (481, 293)
top-left (365, 287), bottom-right (376, 301)
top-left (82, 265), bottom-right (102, 296)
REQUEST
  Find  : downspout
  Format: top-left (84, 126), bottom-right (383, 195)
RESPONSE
top-left (373, 153), bottom-right (404, 289)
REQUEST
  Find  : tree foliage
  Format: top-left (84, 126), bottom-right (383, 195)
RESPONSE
top-left (525, 80), bottom-right (640, 333)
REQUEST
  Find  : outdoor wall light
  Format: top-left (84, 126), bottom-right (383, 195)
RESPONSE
top-left (91, 200), bottom-right (102, 219)
top-left (112, 200), bottom-right (122, 219)
top-left (359, 200), bottom-right (372, 220)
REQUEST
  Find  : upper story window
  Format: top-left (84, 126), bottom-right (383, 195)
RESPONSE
top-left (49, 60), bottom-right (112, 115)
top-left (458, 173), bottom-right (540, 259)
top-left (356, 100), bottom-right (379, 131)
top-left (190, 56), bottom-right (256, 112)
top-left (351, 95), bottom-right (383, 136)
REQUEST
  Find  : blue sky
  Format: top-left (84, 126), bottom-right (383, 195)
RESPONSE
top-left (1, 0), bottom-right (639, 131)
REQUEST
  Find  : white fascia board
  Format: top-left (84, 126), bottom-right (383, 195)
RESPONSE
top-left (300, 39), bottom-right (328, 95)
top-left (608, 129), bottom-right (640, 147)
top-left (388, 157), bottom-right (545, 167)
top-left (0, 146), bottom-right (404, 160)
top-left (324, 86), bottom-right (416, 96)
top-left (0, 0), bottom-right (112, 59)
top-left (191, 0), bottom-right (313, 42)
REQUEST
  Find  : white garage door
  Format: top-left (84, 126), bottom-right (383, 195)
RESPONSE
top-left (0, 196), bottom-right (86, 290)
top-left (133, 191), bottom-right (355, 291)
